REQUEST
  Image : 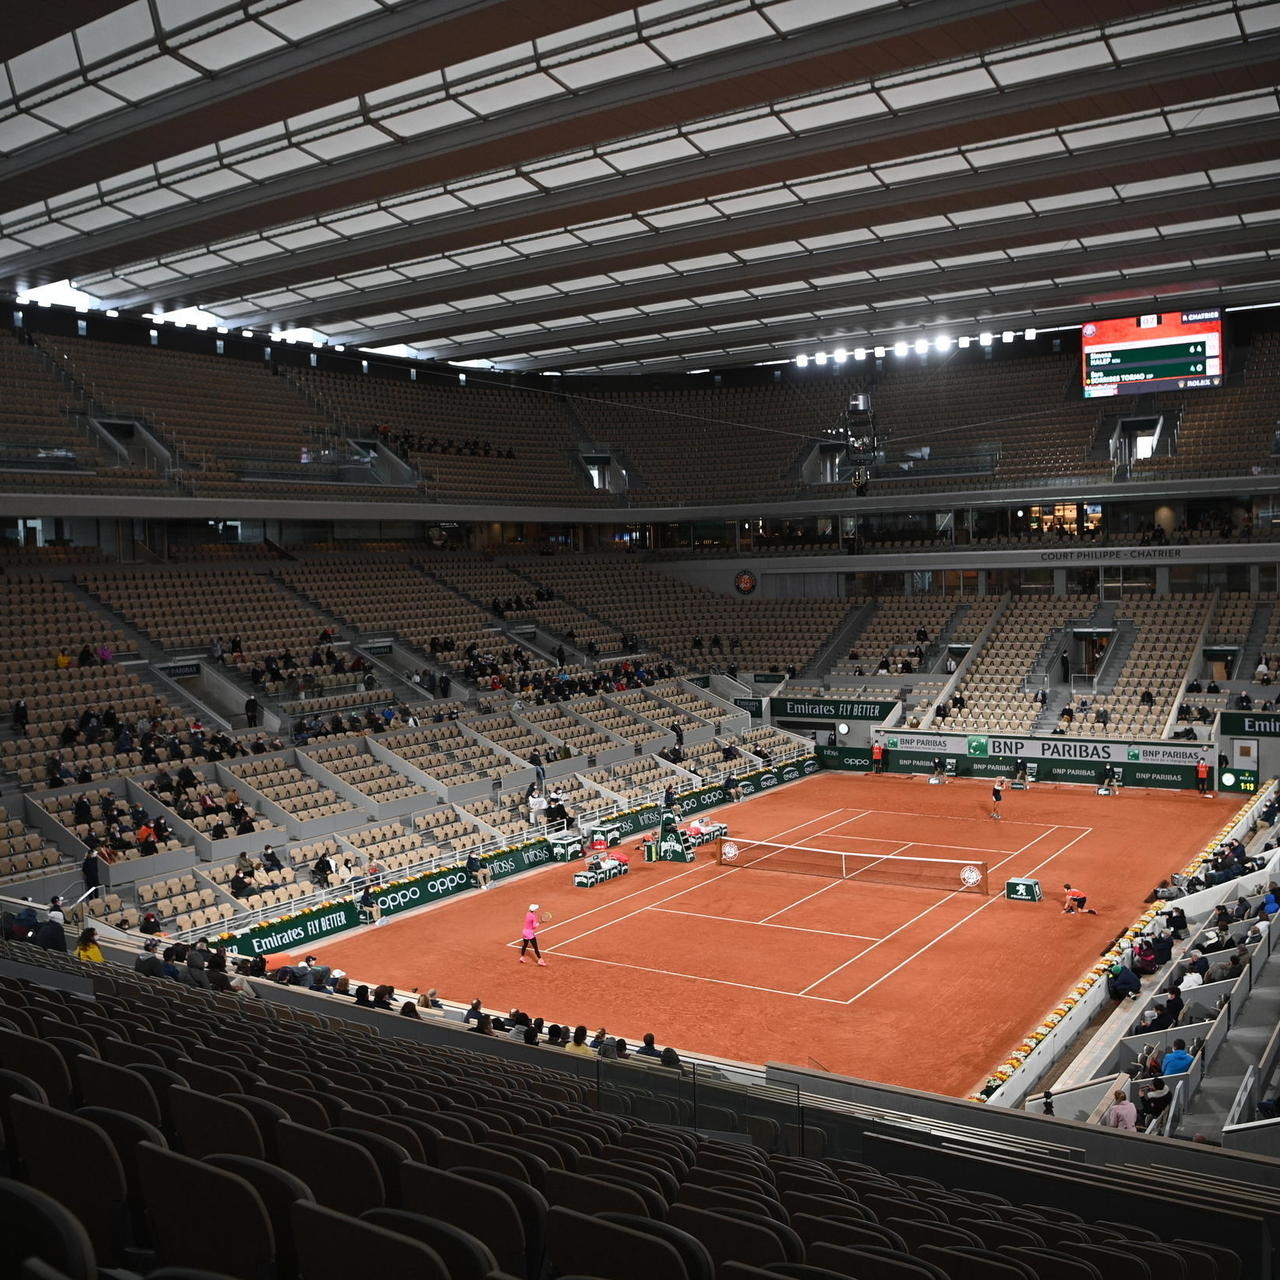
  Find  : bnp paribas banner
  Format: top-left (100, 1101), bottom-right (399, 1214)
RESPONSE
top-left (873, 731), bottom-right (1210, 789)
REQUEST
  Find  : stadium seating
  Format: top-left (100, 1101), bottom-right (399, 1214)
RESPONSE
top-left (509, 555), bottom-right (853, 673)
top-left (298, 367), bottom-right (597, 505)
top-left (569, 379), bottom-right (859, 504)
top-left (0, 942), bottom-right (1262, 1280)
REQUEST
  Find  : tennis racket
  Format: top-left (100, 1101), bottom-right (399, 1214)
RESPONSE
top-left (539, 909), bottom-right (554, 922)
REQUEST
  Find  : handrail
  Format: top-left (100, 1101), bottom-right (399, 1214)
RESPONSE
top-left (171, 747), bottom-right (811, 944)
top-left (1224, 1065), bottom-right (1258, 1130)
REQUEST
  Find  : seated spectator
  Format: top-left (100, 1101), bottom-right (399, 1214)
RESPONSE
top-left (1161, 1039), bottom-right (1194, 1075)
top-left (1107, 962), bottom-right (1141, 1001)
top-left (1100, 1089), bottom-right (1138, 1131)
top-left (74, 928), bottom-right (105, 964)
top-left (636, 1032), bottom-right (662, 1058)
top-left (1138, 1076), bottom-right (1172, 1123)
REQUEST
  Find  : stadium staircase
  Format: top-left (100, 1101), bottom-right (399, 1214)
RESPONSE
top-left (1239, 599), bottom-right (1277, 676)
top-left (59, 580), bottom-right (238, 731)
top-left (269, 572), bottom-right (445, 708)
top-left (558, 395), bottom-right (638, 497)
top-left (1177, 947), bottom-right (1280, 1142)
top-left (798, 599), bottom-right (875, 682)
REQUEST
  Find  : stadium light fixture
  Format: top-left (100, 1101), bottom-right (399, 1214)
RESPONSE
top-left (105, 309), bottom-right (119, 318)
top-left (795, 353), bottom-right (809, 367)
top-left (913, 338), bottom-right (929, 355)
top-left (853, 348), bottom-right (867, 361)
top-left (15, 295), bottom-right (30, 306)
top-left (335, 345), bottom-right (345, 352)
top-left (873, 346), bottom-right (886, 359)
top-left (216, 327), bottom-right (228, 334)
top-left (958, 335), bottom-right (971, 349)
top-left (934, 335), bottom-right (953, 352)
top-left (893, 341), bottom-right (909, 357)
top-left (1024, 327), bottom-right (1037, 341)
top-left (979, 332), bottom-right (993, 346)
top-left (1001, 330), bottom-right (1015, 343)
top-left (241, 330), bottom-right (253, 338)
top-left (833, 347), bottom-right (847, 364)
top-left (815, 351), bottom-right (828, 365)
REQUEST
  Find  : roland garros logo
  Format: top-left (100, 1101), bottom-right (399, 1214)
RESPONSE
top-left (722, 841), bottom-right (739, 861)
top-left (959, 864), bottom-right (983, 888)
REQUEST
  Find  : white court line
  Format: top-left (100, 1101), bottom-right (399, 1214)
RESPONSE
top-left (538, 806), bottom-right (850, 952)
top-left (797, 833), bottom-right (1046, 858)
top-left (840, 825), bottom-right (1095, 1007)
top-left (758, 874), bottom-right (849, 925)
top-left (841, 805), bottom-right (1065, 829)
top-left (797, 823), bottom-right (1088, 997)
top-left (548, 950), bottom-right (850, 1003)
top-left (651, 906), bottom-right (882, 942)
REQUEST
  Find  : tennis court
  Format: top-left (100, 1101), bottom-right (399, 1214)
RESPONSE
top-left (293, 772), bottom-right (1239, 1097)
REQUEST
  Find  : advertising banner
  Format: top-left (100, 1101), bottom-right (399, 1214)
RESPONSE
top-left (373, 840), bottom-right (554, 918)
top-left (1220, 712), bottom-right (1280, 738)
top-left (233, 901), bottom-right (359, 956)
top-left (770, 697), bottom-right (897, 722)
top-left (820, 733), bottom-right (1206, 789)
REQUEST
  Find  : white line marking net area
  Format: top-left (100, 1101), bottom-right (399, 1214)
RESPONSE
top-left (539, 807), bottom-right (1095, 1004)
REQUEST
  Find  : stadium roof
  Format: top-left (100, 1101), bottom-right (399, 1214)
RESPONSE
top-left (2, 0), bottom-right (1278, 372)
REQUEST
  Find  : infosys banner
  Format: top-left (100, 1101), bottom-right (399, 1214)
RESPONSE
top-left (770, 697), bottom-right (897, 722)
top-left (820, 732), bottom-right (1208, 789)
top-left (373, 840), bottom-right (554, 919)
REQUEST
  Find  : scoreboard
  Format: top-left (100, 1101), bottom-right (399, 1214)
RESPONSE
top-left (1081, 310), bottom-right (1223, 399)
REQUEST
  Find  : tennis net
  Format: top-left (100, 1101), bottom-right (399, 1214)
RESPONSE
top-left (712, 836), bottom-right (989, 895)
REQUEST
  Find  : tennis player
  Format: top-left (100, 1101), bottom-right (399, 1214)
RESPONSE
top-left (519, 903), bottom-right (548, 966)
top-left (990, 777), bottom-right (1005, 820)
top-left (1062, 884), bottom-right (1097, 915)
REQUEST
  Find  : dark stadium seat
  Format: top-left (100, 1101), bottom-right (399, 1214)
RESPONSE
top-left (0, 1179), bottom-right (97, 1280)
top-left (292, 1201), bottom-right (449, 1280)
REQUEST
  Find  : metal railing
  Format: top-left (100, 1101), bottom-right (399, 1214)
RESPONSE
top-left (172, 745), bottom-right (812, 944)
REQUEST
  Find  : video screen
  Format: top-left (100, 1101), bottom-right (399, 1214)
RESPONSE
top-left (1081, 310), bottom-right (1223, 399)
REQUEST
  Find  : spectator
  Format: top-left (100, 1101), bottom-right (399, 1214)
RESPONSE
top-left (636, 1032), bottom-right (662, 1058)
top-left (463, 998), bottom-right (483, 1024)
top-left (1139, 1076), bottom-right (1172, 1123)
top-left (74, 927), bottom-right (105, 963)
top-left (1107, 962), bottom-right (1140, 1001)
top-left (1207, 952), bottom-right (1246, 984)
top-left (32, 911), bottom-right (67, 952)
top-left (467, 849), bottom-right (492, 890)
top-left (81, 849), bottom-right (103, 900)
top-left (399, 1001), bottom-right (421, 1019)
top-left (139, 912), bottom-right (162, 936)
top-left (417, 988), bottom-right (444, 1011)
top-left (1100, 1089), bottom-right (1138, 1131)
top-left (565, 1025), bottom-right (594, 1055)
top-left (1161, 1039), bottom-right (1194, 1075)
top-left (660, 1046), bottom-right (682, 1069)
top-left (353, 984), bottom-right (372, 1007)
top-left (134, 938), bottom-right (166, 977)
top-left (472, 1014), bottom-right (497, 1036)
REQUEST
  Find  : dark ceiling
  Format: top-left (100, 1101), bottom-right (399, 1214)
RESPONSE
top-left (1, 0), bottom-right (1276, 372)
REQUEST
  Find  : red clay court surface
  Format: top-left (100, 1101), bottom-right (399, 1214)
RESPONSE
top-left (289, 773), bottom-right (1239, 1097)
